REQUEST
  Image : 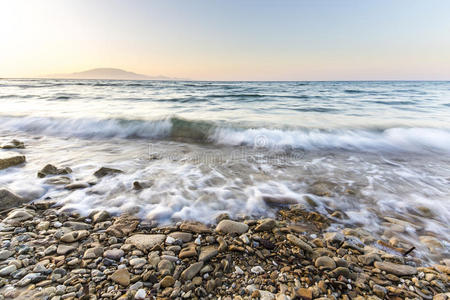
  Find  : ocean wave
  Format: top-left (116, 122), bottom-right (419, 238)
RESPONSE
top-left (1, 115), bottom-right (449, 153)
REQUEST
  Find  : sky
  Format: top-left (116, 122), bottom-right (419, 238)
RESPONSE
top-left (1, 0), bottom-right (450, 81)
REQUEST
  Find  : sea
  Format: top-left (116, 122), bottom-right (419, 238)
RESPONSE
top-left (1, 79), bottom-right (449, 262)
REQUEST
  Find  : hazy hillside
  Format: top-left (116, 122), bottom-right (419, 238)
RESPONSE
top-left (43, 68), bottom-right (180, 80)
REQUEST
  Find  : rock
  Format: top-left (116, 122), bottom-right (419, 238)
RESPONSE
top-left (92, 210), bottom-right (110, 223)
top-left (0, 264), bottom-right (17, 276)
top-left (359, 253), bottom-right (381, 265)
top-left (374, 261), bottom-right (417, 276)
top-left (130, 258), bottom-right (147, 268)
top-left (420, 236), bottom-right (444, 253)
top-left (215, 220), bottom-right (249, 234)
top-left (1, 139), bottom-right (24, 149)
top-left (434, 264), bottom-right (450, 274)
top-left (324, 232), bottom-right (345, 244)
top-left (63, 221), bottom-right (91, 230)
top-left (65, 182), bottom-right (89, 190)
top-left (199, 246), bottom-right (218, 262)
top-left (36, 221), bottom-right (50, 231)
top-left (181, 262), bottom-right (204, 281)
top-left (125, 234), bottom-right (166, 251)
top-left (83, 247), bottom-right (104, 259)
top-left (104, 249), bottom-right (124, 261)
top-left (44, 176), bottom-right (71, 185)
top-left (295, 288), bottom-right (312, 300)
top-left (251, 266), bottom-right (265, 274)
top-left (135, 289), bottom-right (147, 299)
top-left (315, 256), bottom-right (336, 270)
top-left (0, 189), bottom-right (28, 210)
top-left (4, 209), bottom-right (34, 224)
top-left (37, 164), bottom-right (72, 178)
top-left (287, 234), bottom-right (313, 253)
top-left (254, 218), bottom-right (276, 232)
top-left (0, 250), bottom-right (14, 260)
top-left (307, 180), bottom-right (337, 196)
top-left (372, 284), bottom-right (387, 298)
top-left (60, 230), bottom-right (89, 243)
top-left (57, 244), bottom-right (77, 255)
top-left (110, 268), bottom-right (130, 286)
top-left (160, 275), bottom-right (175, 288)
top-left (179, 243), bottom-right (197, 259)
top-left (158, 259), bottom-right (174, 275)
top-left (0, 154), bottom-right (25, 170)
top-left (331, 267), bottom-right (351, 278)
top-left (180, 221), bottom-right (211, 233)
top-left (106, 215), bottom-right (139, 237)
top-left (168, 232), bottom-right (193, 243)
top-left (93, 167), bottom-right (123, 178)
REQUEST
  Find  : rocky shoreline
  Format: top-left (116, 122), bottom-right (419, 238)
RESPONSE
top-left (0, 201), bottom-right (448, 300)
top-left (0, 139), bottom-right (449, 299)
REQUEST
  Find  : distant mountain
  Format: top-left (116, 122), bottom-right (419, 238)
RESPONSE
top-left (42, 68), bottom-right (185, 80)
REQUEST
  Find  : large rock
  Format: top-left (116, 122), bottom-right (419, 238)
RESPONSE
top-left (254, 218), bottom-right (276, 232)
top-left (215, 220), bottom-right (248, 234)
top-left (110, 268), bottom-right (130, 286)
top-left (181, 262), bottom-right (204, 281)
top-left (0, 154), bottom-right (25, 170)
top-left (0, 189), bottom-right (28, 211)
top-left (93, 167), bottom-right (123, 178)
top-left (3, 209), bottom-right (34, 224)
top-left (106, 215), bottom-right (139, 237)
top-left (125, 234), bottom-right (166, 251)
top-left (1, 139), bottom-right (25, 149)
top-left (374, 261), bottom-right (417, 276)
top-left (180, 221), bottom-right (211, 233)
top-left (37, 164), bottom-right (72, 178)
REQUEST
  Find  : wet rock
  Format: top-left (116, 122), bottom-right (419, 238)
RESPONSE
top-left (315, 256), bottom-right (336, 270)
top-left (374, 261), bottom-right (417, 276)
top-left (307, 180), bottom-right (338, 196)
top-left (93, 167), bottom-right (123, 178)
top-left (65, 182), bottom-right (89, 190)
top-left (287, 234), bottom-right (313, 253)
top-left (359, 253), bottom-right (381, 265)
top-left (215, 220), bottom-right (248, 234)
top-left (181, 262), bottom-right (204, 281)
top-left (0, 154), bottom-right (25, 170)
top-left (92, 210), bottom-right (110, 223)
top-left (44, 176), bottom-right (72, 185)
top-left (1, 139), bottom-right (25, 149)
top-left (106, 215), bottom-right (139, 237)
top-left (254, 218), bottom-right (276, 232)
top-left (125, 234), bottom-right (166, 251)
top-left (0, 189), bottom-right (27, 211)
top-left (180, 221), bottom-right (211, 233)
top-left (110, 268), bottom-right (130, 286)
top-left (63, 221), bottom-right (91, 230)
top-left (324, 232), bottom-right (344, 245)
top-left (37, 164), bottom-right (72, 178)
top-left (372, 284), bottom-right (387, 298)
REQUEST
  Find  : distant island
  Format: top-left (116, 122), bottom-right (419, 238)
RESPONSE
top-left (41, 68), bottom-right (187, 81)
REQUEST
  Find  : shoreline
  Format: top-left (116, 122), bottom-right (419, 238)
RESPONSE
top-left (0, 201), bottom-right (448, 299)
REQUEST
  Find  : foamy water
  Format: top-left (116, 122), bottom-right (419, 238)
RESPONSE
top-left (1, 79), bottom-right (449, 263)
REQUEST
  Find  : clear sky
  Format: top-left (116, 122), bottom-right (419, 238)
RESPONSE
top-left (1, 0), bottom-right (450, 81)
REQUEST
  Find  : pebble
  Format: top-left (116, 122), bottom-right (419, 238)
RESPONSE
top-left (215, 220), bottom-right (249, 234)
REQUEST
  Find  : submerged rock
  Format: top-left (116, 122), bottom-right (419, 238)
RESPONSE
top-left (37, 164), bottom-right (72, 178)
top-left (1, 139), bottom-right (25, 149)
top-left (0, 154), bottom-right (25, 170)
top-left (93, 167), bottom-right (123, 178)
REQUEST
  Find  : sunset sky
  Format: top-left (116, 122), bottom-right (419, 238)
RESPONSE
top-left (1, 0), bottom-right (450, 81)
